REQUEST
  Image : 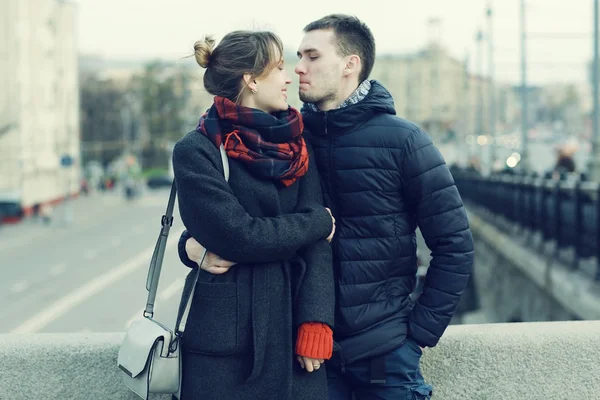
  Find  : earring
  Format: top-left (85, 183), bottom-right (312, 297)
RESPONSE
top-left (251, 88), bottom-right (257, 94)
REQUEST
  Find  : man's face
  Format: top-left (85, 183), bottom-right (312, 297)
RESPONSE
top-left (295, 29), bottom-right (346, 105)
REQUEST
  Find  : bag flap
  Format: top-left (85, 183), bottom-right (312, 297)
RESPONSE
top-left (117, 317), bottom-right (174, 378)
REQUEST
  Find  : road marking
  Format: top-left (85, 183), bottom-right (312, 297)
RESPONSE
top-left (125, 309), bottom-right (145, 329)
top-left (10, 281), bottom-right (30, 294)
top-left (124, 278), bottom-right (185, 329)
top-left (159, 278), bottom-right (185, 301)
top-left (10, 230), bottom-right (183, 334)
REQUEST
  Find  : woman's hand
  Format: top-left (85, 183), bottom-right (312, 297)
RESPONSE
top-left (296, 356), bottom-right (325, 372)
top-left (185, 237), bottom-right (236, 274)
top-left (325, 208), bottom-right (336, 243)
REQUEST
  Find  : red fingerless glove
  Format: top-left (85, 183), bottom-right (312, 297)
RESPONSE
top-left (295, 322), bottom-right (333, 360)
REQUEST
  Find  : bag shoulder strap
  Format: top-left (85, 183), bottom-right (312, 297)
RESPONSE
top-left (143, 144), bottom-right (229, 330)
top-left (220, 143), bottom-right (230, 181)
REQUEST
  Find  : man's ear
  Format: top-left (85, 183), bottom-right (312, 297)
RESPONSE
top-left (243, 73), bottom-right (258, 92)
top-left (343, 55), bottom-right (361, 77)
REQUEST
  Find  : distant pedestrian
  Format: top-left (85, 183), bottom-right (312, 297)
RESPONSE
top-left (552, 139), bottom-right (578, 180)
top-left (39, 204), bottom-right (52, 225)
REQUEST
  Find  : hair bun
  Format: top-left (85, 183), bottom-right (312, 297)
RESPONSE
top-left (194, 35), bottom-right (216, 68)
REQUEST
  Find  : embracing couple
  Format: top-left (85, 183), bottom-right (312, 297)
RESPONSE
top-left (172, 13), bottom-right (474, 400)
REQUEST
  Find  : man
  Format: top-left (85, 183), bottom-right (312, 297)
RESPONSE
top-left (178, 14), bottom-right (474, 400)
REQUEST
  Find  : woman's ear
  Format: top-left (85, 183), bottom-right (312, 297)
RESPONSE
top-left (243, 73), bottom-right (258, 93)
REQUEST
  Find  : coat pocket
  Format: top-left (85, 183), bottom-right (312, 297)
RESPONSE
top-left (182, 282), bottom-right (239, 355)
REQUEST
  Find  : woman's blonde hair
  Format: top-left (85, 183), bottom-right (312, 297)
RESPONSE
top-left (193, 35), bottom-right (216, 68)
top-left (192, 31), bottom-right (284, 103)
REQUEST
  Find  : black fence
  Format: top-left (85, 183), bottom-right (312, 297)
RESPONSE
top-left (453, 170), bottom-right (600, 281)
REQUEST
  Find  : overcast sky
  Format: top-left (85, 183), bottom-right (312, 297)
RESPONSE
top-left (74, 0), bottom-right (594, 84)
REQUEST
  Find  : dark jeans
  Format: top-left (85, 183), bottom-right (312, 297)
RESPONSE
top-left (327, 338), bottom-right (433, 400)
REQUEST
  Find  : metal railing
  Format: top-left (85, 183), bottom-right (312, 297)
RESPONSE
top-left (453, 170), bottom-right (600, 280)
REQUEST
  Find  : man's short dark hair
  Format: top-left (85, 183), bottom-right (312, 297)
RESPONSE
top-left (304, 14), bottom-right (375, 82)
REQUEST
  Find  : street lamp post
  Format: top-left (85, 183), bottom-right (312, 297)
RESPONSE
top-left (476, 29), bottom-right (485, 165)
top-left (463, 52), bottom-right (471, 162)
top-left (487, 2), bottom-right (497, 170)
top-left (589, 0), bottom-right (600, 181)
top-left (520, 0), bottom-right (530, 172)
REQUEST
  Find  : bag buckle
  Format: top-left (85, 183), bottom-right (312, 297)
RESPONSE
top-left (169, 336), bottom-right (180, 354)
top-left (161, 215), bottom-right (173, 227)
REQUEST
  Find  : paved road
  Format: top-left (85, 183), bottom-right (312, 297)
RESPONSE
top-left (0, 188), bottom-right (189, 334)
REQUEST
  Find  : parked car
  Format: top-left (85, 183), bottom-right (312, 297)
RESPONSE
top-left (146, 175), bottom-right (173, 189)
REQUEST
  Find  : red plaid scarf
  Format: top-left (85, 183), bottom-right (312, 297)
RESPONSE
top-left (197, 96), bottom-right (309, 187)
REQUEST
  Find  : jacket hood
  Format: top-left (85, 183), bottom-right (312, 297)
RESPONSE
top-left (301, 80), bottom-right (396, 136)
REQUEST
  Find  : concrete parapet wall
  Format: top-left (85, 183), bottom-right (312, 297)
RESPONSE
top-left (0, 333), bottom-right (156, 400)
top-left (1, 321), bottom-right (599, 399)
top-left (421, 321), bottom-right (600, 399)
top-left (467, 209), bottom-right (600, 322)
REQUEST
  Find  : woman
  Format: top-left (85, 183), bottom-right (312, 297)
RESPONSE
top-left (172, 31), bottom-right (335, 400)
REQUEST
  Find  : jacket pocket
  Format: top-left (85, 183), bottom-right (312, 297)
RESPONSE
top-left (182, 282), bottom-right (239, 355)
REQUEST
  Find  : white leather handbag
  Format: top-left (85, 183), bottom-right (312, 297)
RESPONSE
top-left (117, 144), bottom-right (229, 400)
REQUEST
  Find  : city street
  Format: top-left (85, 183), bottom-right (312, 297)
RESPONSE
top-left (0, 187), bottom-right (188, 334)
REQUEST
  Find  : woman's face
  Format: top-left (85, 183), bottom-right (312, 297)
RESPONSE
top-left (252, 49), bottom-right (292, 113)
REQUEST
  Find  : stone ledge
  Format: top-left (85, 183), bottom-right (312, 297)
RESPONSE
top-left (421, 321), bottom-right (600, 399)
top-left (1, 321), bottom-right (599, 399)
top-left (0, 333), bottom-right (153, 400)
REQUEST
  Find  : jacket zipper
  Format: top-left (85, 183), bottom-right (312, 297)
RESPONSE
top-left (325, 112), bottom-right (337, 214)
top-left (325, 112), bottom-right (342, 299)
top-left (325, 112), bottom-right (339, 234)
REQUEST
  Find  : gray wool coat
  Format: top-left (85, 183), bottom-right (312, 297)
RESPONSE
top-left (172, 130), bottom-right (335, 400)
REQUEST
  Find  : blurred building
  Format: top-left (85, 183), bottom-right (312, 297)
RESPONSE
top-left (0, 0), bottom-right (80, 217)
top-left (371, 43), bottom-right (521, 145)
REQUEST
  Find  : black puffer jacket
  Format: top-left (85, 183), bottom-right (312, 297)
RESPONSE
top-left (302, 80), bottom-right (474, 365)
